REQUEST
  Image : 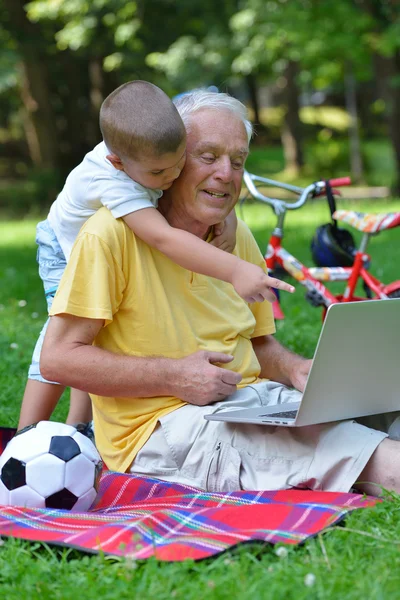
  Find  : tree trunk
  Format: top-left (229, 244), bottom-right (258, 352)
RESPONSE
top-left (245, 73), bottom-right (262, 128)
top-left (54, 53), bottom-right (95, 173)
top-left (344, 62), bottom-right (364, 183)
top-left (3, 0), bottom-right (59, 169)
top-left (281, 60), bottom-right (304, 175)
top-left (354, 0), bottom-right (400, 193)
top-left (373, 52), bottom-right (400, 194)
top-left (88, 57), bottom-right (106, 148)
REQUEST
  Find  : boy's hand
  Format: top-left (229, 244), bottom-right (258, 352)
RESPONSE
top-left (211, 211), bottom-right (237, 253)
top-left (231, 262), bottom-right (295, 303)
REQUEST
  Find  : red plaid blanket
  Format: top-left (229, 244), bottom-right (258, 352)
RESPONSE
top-left (0, 427), bottom-right (376, 561)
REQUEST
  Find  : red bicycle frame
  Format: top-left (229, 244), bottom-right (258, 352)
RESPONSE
top-left (243, 171), bottom-right (400, 319)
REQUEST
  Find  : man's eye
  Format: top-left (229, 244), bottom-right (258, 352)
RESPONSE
top-left (151, 170), bottom-right (164, 175)
top-left (232, 161), bottom-right (244, 170)
top-left (201, 155), bottom-right (215, 162)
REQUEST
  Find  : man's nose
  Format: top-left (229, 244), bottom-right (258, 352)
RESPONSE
top-left (215, 157), bottom-right (233, 182)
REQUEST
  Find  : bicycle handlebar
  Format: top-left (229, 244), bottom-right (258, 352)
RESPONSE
top-left (242, 170), bottom-right (352, 213)
top-left (328, 177), bottom-right (352, 187)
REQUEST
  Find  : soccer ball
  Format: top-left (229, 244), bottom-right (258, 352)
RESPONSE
top-left (0, 421), bottom-right (103, 511)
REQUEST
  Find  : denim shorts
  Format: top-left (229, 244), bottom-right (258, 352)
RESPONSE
top-left (28, 219), bottom-right (66, 383)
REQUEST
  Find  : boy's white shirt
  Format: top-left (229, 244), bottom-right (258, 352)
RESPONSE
top-left (47, 142), bottom-right (162, 260)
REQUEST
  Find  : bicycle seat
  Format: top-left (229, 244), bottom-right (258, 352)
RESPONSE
top-left (333, 210), bottom-right (400, 233)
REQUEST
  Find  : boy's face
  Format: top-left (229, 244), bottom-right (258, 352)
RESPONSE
top-left (107, 141), bottom-right (187, 190)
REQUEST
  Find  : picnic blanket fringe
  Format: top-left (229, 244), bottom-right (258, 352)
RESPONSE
top-left (0, 426), bottom-right (377, 561)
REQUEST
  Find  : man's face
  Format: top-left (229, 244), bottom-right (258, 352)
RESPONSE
top-left (169, 109), bottom-right (249, 226)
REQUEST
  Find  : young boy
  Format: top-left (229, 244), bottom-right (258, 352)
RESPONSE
top-left (18, 80), bottom-right (294, 432)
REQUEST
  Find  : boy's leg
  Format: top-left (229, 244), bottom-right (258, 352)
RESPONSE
top-left (19, 219), bottom-right (68, 430)
top-left (66, 389), bottom-right (93, 425)
top-left (18, 379), bottom-right (65, 430)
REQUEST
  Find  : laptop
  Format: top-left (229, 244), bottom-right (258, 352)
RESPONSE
top-left (204, 298), bottom-right (400, 427)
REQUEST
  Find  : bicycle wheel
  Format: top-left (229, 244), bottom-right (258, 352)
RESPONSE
top-left (388, 289), bottom-right (400, 299)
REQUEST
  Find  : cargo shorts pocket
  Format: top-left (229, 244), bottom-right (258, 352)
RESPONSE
top-left (132, 421), bottom-right (179, 477)
top-left (205, 440), bottom-right (241, 493)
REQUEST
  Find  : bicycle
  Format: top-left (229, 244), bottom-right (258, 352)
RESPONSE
top-left (242, 171), bottom-right (400, 319)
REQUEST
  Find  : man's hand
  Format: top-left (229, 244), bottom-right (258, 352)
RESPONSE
top-left (231, 262), bottom-right (295, 303)
top-left (171, 351), bottom-right (242, 406)
top-left (252, 335), bottom-right (312, 392)
top-left (288, 357), bottom-right (312, 393)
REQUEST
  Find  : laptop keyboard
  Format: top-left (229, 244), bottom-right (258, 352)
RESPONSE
top-left (259, 409), bottom-right (298, 419)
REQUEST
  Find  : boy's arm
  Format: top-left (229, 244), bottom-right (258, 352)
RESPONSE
top-left (123, 208), bottom-right (294, 303)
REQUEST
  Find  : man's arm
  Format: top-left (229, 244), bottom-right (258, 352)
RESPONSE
top-left (40, 314), bottom-right (242, 404)
top-left (252, 335), bottom-right (312, 393)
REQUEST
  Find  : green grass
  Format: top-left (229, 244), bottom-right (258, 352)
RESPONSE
top-left (1, 200), bottom-right (400, 598)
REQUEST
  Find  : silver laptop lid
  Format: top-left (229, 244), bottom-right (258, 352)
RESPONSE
top-left (295, 299), bottom-right (400, 426)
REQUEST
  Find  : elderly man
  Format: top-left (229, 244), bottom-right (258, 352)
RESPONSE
top-left (40, 90), bottom-right (400, 497)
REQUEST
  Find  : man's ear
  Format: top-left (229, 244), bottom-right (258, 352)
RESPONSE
top-left (106, 153), bottom-right (125, 171)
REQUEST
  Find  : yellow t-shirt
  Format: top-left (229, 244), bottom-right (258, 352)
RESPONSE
top-left (50, 208), bottom-right (276, 472)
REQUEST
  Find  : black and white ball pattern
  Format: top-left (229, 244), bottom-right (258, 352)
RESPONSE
top-left (0, 421), bottom-right (103, 511)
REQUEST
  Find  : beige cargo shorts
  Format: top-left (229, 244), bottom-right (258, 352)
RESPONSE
top-left (130, 381), bottom-right (388, 493)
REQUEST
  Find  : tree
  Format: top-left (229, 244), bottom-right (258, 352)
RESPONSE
top-left (2, 0), bottom-right (59, 170)
top-left (1, 0), bottom-right (398, 191)
top-left (354, 0), bottom-right (400, 193)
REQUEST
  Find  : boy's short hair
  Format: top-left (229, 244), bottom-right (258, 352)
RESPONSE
top-left (100, 81), bottom-right (186, 161)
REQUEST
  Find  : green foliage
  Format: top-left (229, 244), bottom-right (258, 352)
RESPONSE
top-left (244, 138), bottom-right (395, 187)
top-left (304, 137), bottom-right (396, 187)
top-left (147, 36), bottom-right (207, 84)
top-left (0, 168), bottom-right (63, 217)
top-left (26, 0), bottom-right (139, 51)
top-left (300, 106), bottom-right (351, 131)
top-left (227, 0), bottom-right (373, 84)
top-left (0, 0), bottom-right (399, 197)
top-left (0, 137), bottom-right (395, 219)
top-left (0, 49), bottom-right (18, 94)
top-left (306, 138), bottom-right (354, 178)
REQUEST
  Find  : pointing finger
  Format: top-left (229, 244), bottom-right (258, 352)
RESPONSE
top-left (268, 278), bottom-right (295, 293)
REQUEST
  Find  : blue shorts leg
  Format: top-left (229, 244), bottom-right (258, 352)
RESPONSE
top-left (28, 219), bottom-right (66, 384)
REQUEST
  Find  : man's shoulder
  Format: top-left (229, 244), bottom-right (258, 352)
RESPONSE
top-left (233, 218), bottom-right (264, 265)
top-left (79, 207), bottom-right (127, 241)
top-left (235, 218), bottom-right (258, 247)
top-left (71, 208), bottom-right (134, 267)
top-left (236, 218), bottom-right (253, 238)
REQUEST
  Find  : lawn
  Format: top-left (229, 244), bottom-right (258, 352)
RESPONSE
top-left (1, 196), bottom-right (400, 598)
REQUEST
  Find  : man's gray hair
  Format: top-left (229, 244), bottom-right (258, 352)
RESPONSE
top-left (173, 89), bottom-right (253, 143)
